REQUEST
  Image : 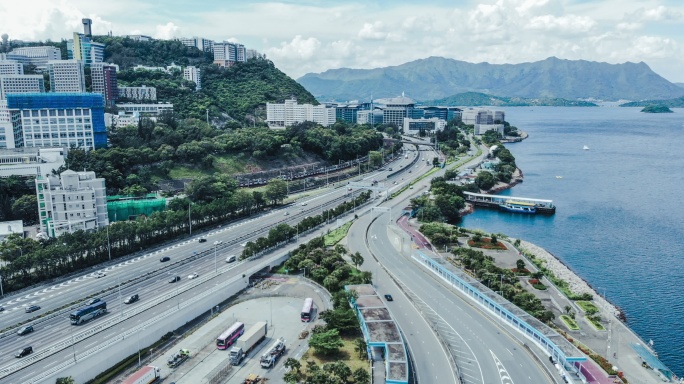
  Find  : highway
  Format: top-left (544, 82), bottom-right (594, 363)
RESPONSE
top-left (0, 147), bottom-right (427, 383)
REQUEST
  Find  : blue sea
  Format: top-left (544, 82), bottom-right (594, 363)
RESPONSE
top-left (459, 106), bottom-right (684, 375)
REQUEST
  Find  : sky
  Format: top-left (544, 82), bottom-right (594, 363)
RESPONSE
top-left (1, 0), bottom-right (683, 82)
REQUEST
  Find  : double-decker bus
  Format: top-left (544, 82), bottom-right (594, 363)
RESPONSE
top-left (301, 298), bottom-right (314, 322)
top-left (70, 301), bottom-right (107, 325)
top-left (216, 321), bottom-right (244, 350)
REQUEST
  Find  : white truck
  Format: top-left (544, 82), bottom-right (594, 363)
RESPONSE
top-left (229, 321), bottom-right (267, 365)
top-left (260, 337), bottom-right (286, 368)
top-left (122, 365), bottom-right (161, 384)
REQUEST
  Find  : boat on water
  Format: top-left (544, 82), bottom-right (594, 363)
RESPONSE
top-left (583, 145), bottom-right (589, 150)
top-left (499, 200), bottom-right (537, 214)
top-left (556, 176), bottom-right (563, 179)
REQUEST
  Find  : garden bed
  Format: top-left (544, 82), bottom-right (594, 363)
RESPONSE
top-left (528, 279), bottom-right (547, 290)
top-left (560, 315), bottom-right (580, 331)
top-left (468, 238), bottom-right (507, 250)
top-left (575, 301), bottom-right (599, 313)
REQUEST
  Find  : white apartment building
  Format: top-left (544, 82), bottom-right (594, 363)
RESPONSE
top-left (266, 98), bottom-right (336, 128)
top-left (403, 117), bottom-right (446, 133)
top-left (125, 35), bottom-right (153, 42)
top-left (47, 60), bottom-right (86, 93)
top-left (213, 42), bottom-right (246, 67)
top-left (0, 75), bottom-right (45, 99)
top-left (178, 37), bottom-right (214, 52)
top-left (461, 108), bottom-right (506, 135)
top-left (0, 60), bottom-right (23, 75)
top-left (105, 111), bottom-right (142, 128)
top-left (116, 102), bottom-right (173, 116)
top-left (133, 63), bottom-right (181, 74)
top-left (118, 86), bottom-right (156, 101)
top-left (0, 99), bottom-right (14, 148)
top-left (9, 46), bottom-right (61, 70)
top-left (183, 66), bottom-right (201, 90)
top-left (35, 169), bottom-right (108, 238)
top-left (0, 147), bottom-right (66, 178)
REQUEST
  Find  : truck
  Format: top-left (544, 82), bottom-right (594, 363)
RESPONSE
top-left (122, 365), bottom-right (160, 384)
top-left (260, 337), bottom-right (286, 368)
top-left (167, 348), bottom-right (190, 368)
top-left (229, 321), bottom-right (267, 365)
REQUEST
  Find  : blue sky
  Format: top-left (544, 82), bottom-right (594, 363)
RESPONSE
top-left (1, 0), bottom-right (683, 83)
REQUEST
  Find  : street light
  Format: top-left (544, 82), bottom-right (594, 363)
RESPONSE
top-left (213, 240), bottom-right (222, 274)
top-left (106, 224), bottom-right (112, 261)
top-left (137, 327), bottom-right (145, 367)
top-left (67, 317), bottom-right (77, 363)
top-left (188, 202), bottom-right (192, 235)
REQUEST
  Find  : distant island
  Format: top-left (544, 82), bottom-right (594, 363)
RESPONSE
top-left (421, 92), bottom-right (598, 107)
top-left (641, 105), bottom-right (674, 113)
top-left (620, 96), bottom-right (684, 108)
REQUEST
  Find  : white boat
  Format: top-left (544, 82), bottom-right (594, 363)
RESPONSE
top-left (556, 176), bottom-right (563, 179)
top-left (583, 145), bottom-right (589, 150)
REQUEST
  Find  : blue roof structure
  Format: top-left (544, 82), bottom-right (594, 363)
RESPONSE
top-left (630, 343), bottom-right (675, 380)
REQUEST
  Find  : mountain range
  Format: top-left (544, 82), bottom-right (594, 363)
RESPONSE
top-left (297, 57), bottom-right (684, 102)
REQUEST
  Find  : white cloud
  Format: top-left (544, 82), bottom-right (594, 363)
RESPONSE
top-left (358, 22), bottom-right (388, 41)
top-left (267, 35), bottom-right (321, 61)
top-left (154, 22), bottom-right (179, 40)
top-left (527, 14), bottom-right (596, 34)
top-left (638, 6), bottom-right (682, 22)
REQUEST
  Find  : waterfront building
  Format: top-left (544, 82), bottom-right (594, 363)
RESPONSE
top-left (183, 66), bottom-right (201, 90)
top-left (47, 60), bottom-right (86, 93)
top-left (266, 98), bottom-right (336, 128)
top-left (8, 46), bottom-right (61, 70)
top-left (0, 147), bottom-right (66, 178)
top-left (461, 108), bottom-right (505, 135)
top-left (116, 102), bottom-right (173, 116)
top-left (403, 117), bottom-right (446, 133)
top-left (90, 63), bottom-right (119, 106)
top-left (0, 75), bottom-right (45, 100)
top-left (67, 32), bottom-right (105, 67)
top-left (417, 106), bottom-right (462, 121)
top-left (118, 86), bottom-right (156, 101)
top-left (35, 169), bottom-right (109, 238)
top-left (0, 60), bottom-right (23, 75)
top-left (213, 42), bottom-right (246, 67)
top-left (6, 93), bottom-right (107, 150)
top-left (178, 36), bottom-right (214, 52)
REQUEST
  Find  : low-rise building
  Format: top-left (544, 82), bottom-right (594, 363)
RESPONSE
top-left (402, 117), bottom-right (446, 133)
top-left (183, 66), bottom-right (201, 90)
top-left (178, 36), bottom-right (214, 52)
top-left (266, 98), bottom-right (335, 128)
top-left (125, 35), bottom-right (153, 42)
top-left (35, 169), bottom-right (108, 238)
top-left (0, 60), bottom-right (24, 75)
top-left (116, 102), bottom-right (173, 116)
top-left (104, 111), bottom-right (141, 128)
top-left (117, 86), bottom-right (156, 101)
top-left (8, 46), bottom-right (61, 71)
top-left (0, 147), bottom-right (67, 178)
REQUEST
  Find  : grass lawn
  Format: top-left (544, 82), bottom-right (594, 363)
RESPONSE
top-left (560, 315), bottom-right (580, 330)
top-left (586, 317), bottom-right (606, 331)
top-left (301, 336), bottom-right (370, 375)
top-left (576, 301), bottom-right (599, 313)
top-left (324, 221), bottom-right (354, 246)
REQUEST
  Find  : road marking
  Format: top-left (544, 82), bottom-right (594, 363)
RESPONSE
top-left (490, 349), bottom-right (514, 384)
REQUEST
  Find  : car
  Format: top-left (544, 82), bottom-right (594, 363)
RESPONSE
top-left (225, 255), bottom-right (236, 263)
top-left (198, 238), bottom-right (207, 243)
top-left (384, 294), bottom-right (394, 301)
top-left (87, 298), bottom-right (101, 305)
top-left (15, 346), bottom-right (33, 358)
top-left (17, 325), bottom-right (34, 336)
top-left (388, 167), bottom-right (393, 171)
top-left (160, 256), bottom-right (170, 262)
top-left (284, 211), bottom-right (289, 216)
top-left (124, 294), bottom-right (139, 304)
top-left (410, 186), bottom-right (414, 189)
top-left (300, 202), bottom-right (307, 206)
top-left (25, 305), bottom-right (40, 313)
top-left (95, 271), bottom-right (106, 278)
top-left (188, 273), bottom-right (199, 279)
top-left (0, 306), bottom-right (4, 312)
top-left (393, 181), bottom-right (397, 185)
top-left (408, 170), bottom-right (412, 173)
top-left (169, 276), bottom-right (181, 283)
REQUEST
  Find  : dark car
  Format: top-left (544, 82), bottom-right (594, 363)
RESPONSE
top-left (198, 238), bottom-right (207, 243)
top-left (124, 294), bottom-right (139, 304)
top-left (0, 306), bottom-right (4, 312)
top-left (169, 276), bottom-right (181, 283)
top-left (15, 346), bottom-right (33, 358)
top-left (24, 305), bottom-right (41, 313)
top-left (87, 298), bottom-right (101, 305)
top-left (160, 256), bottom-right (170, 262)
top-left (17, 325), bottom-right (34, 336)
top-left (384, 294), bottom-right (394, 302)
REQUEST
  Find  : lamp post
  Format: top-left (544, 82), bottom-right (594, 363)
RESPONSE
top-left (106, 224), bottom-right (112, 261)
top-left (0, 275), bottom-right (4, 297)
top-left (137, 328), bottom-right (145, 367)
top-left (68, 317), bottom-right (77, 363)
top-left (213, 240), bottom-right (222, 274)
top-left (188, 202), bottom-right (192, 235)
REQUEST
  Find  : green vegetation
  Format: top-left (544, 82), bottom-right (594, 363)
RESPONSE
top-left (521, 251), bottom-right (593, 301)
top-left (0, 176), bottom-right (38, 224)
top-left (640, 104), bottom-right (674, 113)
top-left (560, 315), bottom-right (580, 330)
top-left (575, 301), bottom-right (599, 313)
top-left (419, 223), bottom-right (459, 247)
top-left (620, 96), bottom-right (684, 108)
top-left (586, 316), bottom-right (606, 331)
top-left (423, 92), bottom-right (598, 107)
top-left (468, 236), bottom-right (507, 250)
top-left (324, 221), bottom-right (354, 246)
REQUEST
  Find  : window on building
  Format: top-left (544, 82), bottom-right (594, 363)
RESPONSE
top-left (40, 110), bottom-right (48, 117)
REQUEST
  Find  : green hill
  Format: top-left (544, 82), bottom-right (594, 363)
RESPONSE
top-left (640, 105), bottom-right (674, 113)
top-left (620, 97), bottom-right (684, 108)
top-left (422, 91), bottom-right (597, 107)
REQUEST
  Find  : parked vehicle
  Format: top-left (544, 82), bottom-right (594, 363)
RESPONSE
top-left (160, 256), bottom-right (170, 262)
top-left (15, 346), bottom-right (33, 358)
top-left (122, 365), bottom-right (161, 384)
top-left (229, 322), bottom-right (267, 365)
top-left (260, 337), bottom-right (286, 368)
top-left (167, 349), bottom-right (190, 368)
top-left (217, 321), bottom-right (245, 350)
top-left (25, 305), bottom-right (41, 313)
top-left (17, 325), bottom-right (34, 336)
top-left (124, 294), bottom-right (139, 304)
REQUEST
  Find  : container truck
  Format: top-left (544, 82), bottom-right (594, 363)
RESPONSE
top-left (260, 337), bottom-right (286, 368)
top-left (229, 321), bottom-right (267, 365)
top-left (122, 365), bottom-right (160, 384)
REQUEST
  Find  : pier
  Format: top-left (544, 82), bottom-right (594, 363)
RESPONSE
top-left (464, 191), bottom-right (556, 215)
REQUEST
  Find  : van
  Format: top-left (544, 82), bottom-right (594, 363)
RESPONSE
top-left (226, 255), bottom-right (236, 263)
top-left (15, 346), bottom-right (33, 358)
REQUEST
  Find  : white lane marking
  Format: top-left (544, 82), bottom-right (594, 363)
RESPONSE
top-left (490, 349), bottom-right (514, 384)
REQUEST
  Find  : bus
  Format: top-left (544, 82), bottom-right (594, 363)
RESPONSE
top-left (301, 298), bottom-right (314, 322)
top-left (70, 301), bottom-right (107, 325)
top-left (216, 321), bottom-right (244, 350)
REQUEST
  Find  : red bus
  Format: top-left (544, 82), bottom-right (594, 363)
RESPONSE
top-left (217, 321), bottom-right (244, 350)
top-left (301, 298), bottom-right (314, 322)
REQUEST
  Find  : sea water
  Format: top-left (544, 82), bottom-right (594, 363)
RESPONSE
top-left (459, 106), bottom-right (684, 375)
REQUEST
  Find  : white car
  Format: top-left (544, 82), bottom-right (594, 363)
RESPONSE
top-left (95, 272), bottom-right (106, 278)
top-left (188, 273), bottom-right (199, 279)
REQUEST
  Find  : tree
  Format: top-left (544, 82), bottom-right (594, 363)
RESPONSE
top-left (490, 234), bottom-right (498, 245)
top-left (320, 308), bottom-right (359, 335)
top-left (369, 151), bottom-right (382, 169)
top-left (309, 328), bottom-right (344, 355)
top-left (354, 338), bottom-right (368, 359)
top-left (284, 357), bottom-right (302, 373)
top-left (11, 194), bottom-right (38, 225)
top-left (350, 251), bottom-right (364, 268)
top-left (516, 259), bottom-right (526, 272)
top-left (56, 378), bottom-right (76, 384)
top-left (475, 171), bottom-right (497, 190)
top-left (265, 178), bottom-right (288, 204)
top-left (352, 368), bottom-right (371, 384)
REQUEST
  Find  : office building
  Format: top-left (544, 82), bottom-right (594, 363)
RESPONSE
top-left (6, 93), bottom-right (107, 150)
top-left (183, 66), bottom-right (201, 90)
top-left (328, 101), bottom-right (372, 124)
top-left (461, 108), bottom-right (505, 135)
top-left (213, 42), bottom-right (246, 67)
top-left (8, 46), bottom-right (61, 70)
top-left (0, 75), bottom-right (45, 99)
top-left (67, 32), bottom-right (105, 67)
top-left (116, 102), bottom-right (173, 116)
top-left (373, 94), bottom-right (416, 127)
top-left (417, 106), bottom-right (462, 122)
top-left (0, 147), bottom-right (67, 178)
top-left (118, 86), bottom-right (156, 101)
top-left (47, 60), bottom-right (86, 93)
top-left (403, 117), bottom-right (446, 133)
top-left (90, 63), bottom-right (119, 105)
top-left (178, 36), bottom-right (214, 52)
top-left (35, 169), bottom-right (109, 238)
top-left (266, 98), bottom-right (336, 128)
top-left (0, 60), bottom-right (23, 75)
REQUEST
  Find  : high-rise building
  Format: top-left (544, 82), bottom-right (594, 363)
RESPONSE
top-left (213, 42), bottom-right (246, 67)
top-left (7, 46), bottom-right (61, 70)
top-left (374, 95), bottom-right (416, 127)
top-left (0, 60), bottom-right (23, 75)
top-left (178, 36), bottom-right (214, 52)
top-left (117, 86), bottom-right (156, 101)
top-left (90, 63), bottom-right (119, 105)
top-left (35, 169), bottom-right (108, 238)
top-left (183, 66), bottom-right (201, 90)
top-left (82, 18), bottom-right (92, 36)
top-left (0, 99), bottom-right (14, 148)
top-left (0, 75), bottom-right (45, 99)
top-left (47, 60), bottom-right (86, 93)
top-left (266, 98), bottom-right (336, 128)
top-left (6, 93), bottom-right (107, 150)
top-left (67, 33), bottom-right (104, 67)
